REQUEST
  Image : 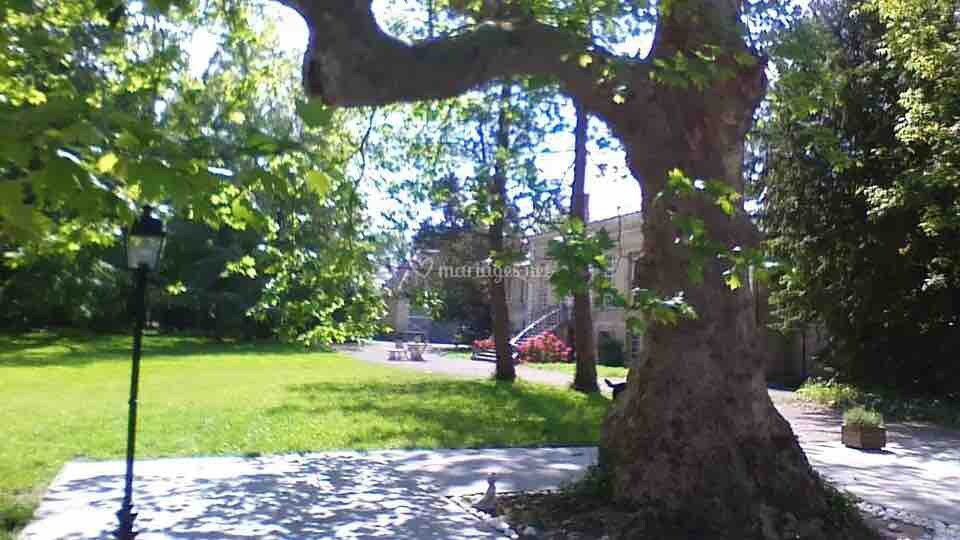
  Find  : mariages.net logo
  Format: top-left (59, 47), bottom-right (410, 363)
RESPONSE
top-left (408, 255), bottom-right (553, 283)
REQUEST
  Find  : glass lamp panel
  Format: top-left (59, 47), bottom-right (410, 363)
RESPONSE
top-left (127, 236), bottom-right (164, 270)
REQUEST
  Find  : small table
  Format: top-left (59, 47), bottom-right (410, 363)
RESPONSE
top-left (407, 343), bottom-right (428, 362)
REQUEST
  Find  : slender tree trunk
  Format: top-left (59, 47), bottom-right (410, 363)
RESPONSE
top-left (489, 83), bottom-right (516, 381)
top-left (570, 102), bottom-right (599, 393)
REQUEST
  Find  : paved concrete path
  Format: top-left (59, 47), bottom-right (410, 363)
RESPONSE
top-left (21, 448), bottom-right (596, 539)
top-left (773, 400), bottom-right (960, 527)
top-left (343, 342), bottom-right (960, 526)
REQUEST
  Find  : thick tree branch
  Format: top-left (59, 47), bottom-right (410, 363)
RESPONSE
top-left (652, 0), bottom-right (746, 57)
top-left (277, 0), bottom-right (764, 169)
top-left (279, 0), bottom-right (650, 117)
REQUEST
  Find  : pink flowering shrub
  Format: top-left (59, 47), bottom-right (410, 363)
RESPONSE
top-left (516, 332), bottom-right (571, 363)
top-left (472, 337), bottom-right (496, 350)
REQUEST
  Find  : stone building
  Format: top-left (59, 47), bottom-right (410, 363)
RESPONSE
top-left (504, 211), bottom-right (645, 364)
top-left (387, 210), bottom-right (816, 384)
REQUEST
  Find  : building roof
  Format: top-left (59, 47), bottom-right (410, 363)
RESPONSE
top-left (529, 210), bottom-right (643, 244)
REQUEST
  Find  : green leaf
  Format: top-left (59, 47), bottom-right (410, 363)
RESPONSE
top-left (296, 100), bottom-right (334, 128)
top-left (96, 152), bottom-right (119, 173)
top-left (305, 170), bottom-right (331, 197)
top-left (725, 271), bottom-right (742, 290)
top-left (666, 168), bottom-right (695, 196)
top-left (0, 181), bottom-right (51, 239)
top-left (166, 281), bottom-right (187, 295)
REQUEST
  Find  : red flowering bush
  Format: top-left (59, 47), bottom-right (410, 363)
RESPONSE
top-left (516, 332), bottom-right (571, 363)
top-left (472, 337), bottom-right (496, 350)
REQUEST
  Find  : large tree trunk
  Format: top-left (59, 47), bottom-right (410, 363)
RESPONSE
top-left (598, 162), bottom-right (839, 537)
top-left (287, 0), bottom-right (876, 535)
top-left (597, 53), bottom-right (869, 540)
top-left (570, 102), bottom-right (599, 393)
top-left (489, 83), bottom-right (516, 381)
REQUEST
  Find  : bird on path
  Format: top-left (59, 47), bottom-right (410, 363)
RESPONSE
top-left (472, 472), bottom-right (498, 514)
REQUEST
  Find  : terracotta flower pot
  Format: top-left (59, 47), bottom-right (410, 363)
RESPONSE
top-left (841, 423), bottom-right (886, 450)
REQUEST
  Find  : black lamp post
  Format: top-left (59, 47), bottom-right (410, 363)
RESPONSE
top-left (116, 206), bottom-right (165, 540)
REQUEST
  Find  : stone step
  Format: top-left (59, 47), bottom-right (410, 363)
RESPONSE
top-left (472, 349), bottom-right (524, 364)
top-left (471, 349), bottom-right (499, 362)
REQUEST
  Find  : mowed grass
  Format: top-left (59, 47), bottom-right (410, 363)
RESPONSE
top-left (0, 332), bottom-right (609, 539)
top-left (526, 362), bottom-right (629, 379)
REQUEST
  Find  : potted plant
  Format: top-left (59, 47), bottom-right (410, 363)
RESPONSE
top-left (841, 406), bottom-right (886, 450)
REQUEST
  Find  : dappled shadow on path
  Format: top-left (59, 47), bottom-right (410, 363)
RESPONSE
top-left (21, 453), bottom-right (503, 539)
top-left (778, 404), bottom-right (960, 524)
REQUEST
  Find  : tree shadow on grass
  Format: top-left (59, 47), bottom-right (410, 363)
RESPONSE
top-left (0, 332), bottom-right (310, 368)
top-left (283, 380), bottom-right (609, 449)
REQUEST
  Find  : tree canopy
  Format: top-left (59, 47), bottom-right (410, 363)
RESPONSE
top-left (758, 0), bottom-right (960, 396)
top-left (0, 0), bottom-right (385, 345)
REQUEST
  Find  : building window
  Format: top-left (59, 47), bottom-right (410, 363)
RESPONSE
top-left (598, 266), bottom-right (617, 309)
top-left (537, 278), bottom-right (549, 309)
top-left (630, 331), bottom-right (642, 362)
top-left (630, 252), bottom-right (643, 288)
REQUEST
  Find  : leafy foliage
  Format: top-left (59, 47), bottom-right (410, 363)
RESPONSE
top-left (596, 332), bottom-right (624, 367)
top-left (0, 0), bottom-right (386, 346)
top-left (798, 378), bottom-right (960, 428)
top-left (409, 214), bottom-right (493, 343)
top-left (757, 0), bottom-right (960, 395)
top-left (547, 217), bottom-right (615, 297)
top-left (842, 406), bottom-right (883, 428)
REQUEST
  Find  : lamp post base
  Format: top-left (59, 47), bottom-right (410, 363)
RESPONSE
top-left (115, 504), bottom-right (138, 539)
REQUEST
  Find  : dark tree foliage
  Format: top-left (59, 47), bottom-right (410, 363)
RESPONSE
top-left (758, 0), bottom-right (960, 396)
top-left (411, 219), bottom-right (492, 344)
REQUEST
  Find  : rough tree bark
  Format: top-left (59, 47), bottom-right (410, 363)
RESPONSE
top-left (279, 0), bottom-right (875, 536)
top-left (570, 102), bottom-right (599, 394)
top-left (489, 83), bottom-right (516, 381)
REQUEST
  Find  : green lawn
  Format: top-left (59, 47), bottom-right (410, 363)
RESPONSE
top-left (0, 332), bottom-right (609, 539)
top-left (437, 349), bottom-right (473, 360)
top-left (526, 362), bottom-right (629, 379)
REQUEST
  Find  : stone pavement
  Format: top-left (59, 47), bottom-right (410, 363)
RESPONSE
top-left (20, 448), bottom-right (596, 539)
top-left (773, 398), bottom-right (960, 527)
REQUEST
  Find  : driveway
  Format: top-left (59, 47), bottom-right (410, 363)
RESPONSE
top-left (338, 341), bottom-right (600, 392)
